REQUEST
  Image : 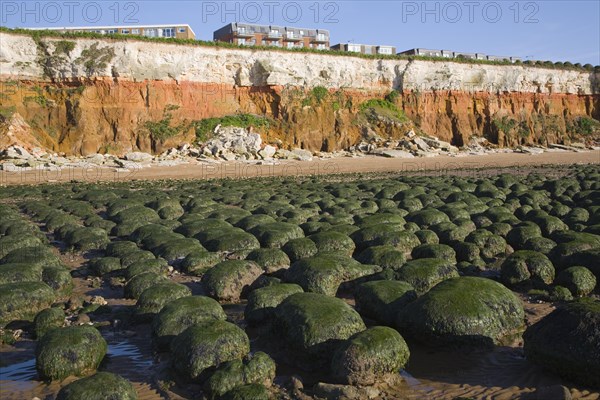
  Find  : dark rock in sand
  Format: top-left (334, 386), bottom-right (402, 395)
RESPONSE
top-left (524, 298), bottom-right (600, 388)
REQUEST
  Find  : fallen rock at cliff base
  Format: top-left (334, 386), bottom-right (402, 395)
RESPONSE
top-left (370, 149), bottom-right (415, 158)
top-left (125, 152), bottom-right (154, 163)
top-left (1, 145), bottom-right (33, 160)
top-left (201, 126), bottom-right (263, 160)
top-left (258, 145), bottom-right (277, 159)
top-left (291, 149), bottom-right (313, 161)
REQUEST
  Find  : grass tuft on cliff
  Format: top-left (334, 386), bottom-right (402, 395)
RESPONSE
top-left (359, 98), bottom-right (408, 123)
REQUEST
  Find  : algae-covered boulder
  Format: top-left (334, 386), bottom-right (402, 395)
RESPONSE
top-left (0, 282), bottom-right (55, 326)
top-left (308, 231), bottom-right (356, 256)
top-left (0, 263), bottom-right (42, 284)
top-left (124, 259), bottom-right (169, 280)
top-left (0, 246), bottom-right (62, 268)
top-left (88, 257), bottom-right (122, 276)
top-left (331, 326), bottom-right (410, 386)
top-left (406, 209), bottom-right (450, 228)
top-left (399, 277), bottom-right (524, 346)
top-left (281, 238), bottom-right (318, 262)
top-left (152, 296), bottom-right (227, 348)
top-left (33, 307), bottom-right (65, 339)
top-left (500, 250), bottom-right (555, 287)
top-left (465, 229), bottom-right (508, 260)
top-left (202, 260), bottom-right (263, 302)
top-left (250, 222), bottom-right (304, 248)
top-left (236, 214), bottom-right (277, 231)
top-left (171, 321), bottom-right (250, 381)
top-left (55, 372), bottom-right (138, 400)
top-left (394, 258), bottom-right (459, 295)
top-left (454, 242), bottom-right (481, 263)
top-left (284, 252), bottom-right (380, 296)
top-left (124, 272), bottom-right (169, 300)
top-left (66, 227), bottom-right (110, 251)
top-left (555, 248), bottom-right (600, 279)
top-left (180, 251), bottom-right (222, 276)
top-left (350, 224), bottom-right (414, 251)
top-left (530, 215), bottom-right (569, 236)
top-left (411, 244), bottom-right (456, 263)
top-left (523, 298), bottom-right (600, 388)
top-left (355, 246), bottom-right (406, 270)
top-left (523, 237), bottom-right (557, 255)
top-left (354, 281), bottom-right (417, 325)
top-left (42, 267), bottom-right (74, 296)
top-left (36, 325), bottom-right (107, 380)
top-left (507, 224), bottom-right (543, 249)
top-left (274, 292), bottom-right (366, 358)
top-left (120, 250), bottom-right (156, 269)
top-left (555, 267), bottom-right (597, 297)
top-left (246, 248), bottom-right (290, 274)
top-left (155, 238), bottom-right (206, 264)
top-left (204, 231), bottom-right (261, 256)
top-left (245, 283), bottom-right (304, 324)
top-left (414, 229), bottom-right (439, 245)
top-left (135, 282), bottom-right (192, 320)
top-left (204, 352), bottom-right (276, 399)
top-left (221, 384), bottom-right (270, 400)
top-left (0, 234), bottom-right (43, 258)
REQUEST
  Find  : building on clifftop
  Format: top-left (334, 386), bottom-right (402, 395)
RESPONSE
top-left (213, 23), bottom-right (330, 50)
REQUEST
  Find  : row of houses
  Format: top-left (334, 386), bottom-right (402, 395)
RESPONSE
top-left (30, 22), bottom-right (521, 62)
top-left (399, 48), bottom-right (522, 63)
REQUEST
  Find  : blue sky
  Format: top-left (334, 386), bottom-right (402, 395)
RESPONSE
top-left (2, 1), bottom-right (599, 64)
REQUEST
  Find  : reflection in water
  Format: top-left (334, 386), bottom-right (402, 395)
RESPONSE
top-left (0, 357), bottom-right (36, 381)
top-left (0, 337), bottom-right (156, 400)
top-left (107, 341), bottom-right (154, 369)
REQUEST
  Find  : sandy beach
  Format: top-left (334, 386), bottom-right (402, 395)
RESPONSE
top-left (1, 150), bottom-right (599, 186)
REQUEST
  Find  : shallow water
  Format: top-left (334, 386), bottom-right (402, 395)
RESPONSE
top-left (0, 357), bottom-right (36, 381)
top-left (0, 334), bottom-right (160, 400)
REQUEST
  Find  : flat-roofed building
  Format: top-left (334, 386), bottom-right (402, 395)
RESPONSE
top-left (331, 43), bottom-right (396, 55)
top-left (26, 24), bottom-right (195, 39)
top-left (399, 48), bottom-right (521, 63)
top-left (214, 23), bottom-right (330, 50)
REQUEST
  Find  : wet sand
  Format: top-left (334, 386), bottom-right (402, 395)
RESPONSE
top-left (1, 150), bottom-right (599, 186)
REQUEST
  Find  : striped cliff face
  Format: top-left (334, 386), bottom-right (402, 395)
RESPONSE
top-left (0, 32), bottom-right (598, 155)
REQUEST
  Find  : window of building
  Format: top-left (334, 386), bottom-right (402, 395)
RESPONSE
top-left (238, 38), bottom-right (246, 45)
top-left (317, 44), bottom-right (326, 50)
top-left (178, 27), bottom-right (186, 33)
top-left (121, 29), bottom-right (129, 34)
top-left (378, 47), bottom-right (392, 55)
top-left (107, 29), bottom-right (117, 34)
top-left (261, 40), bottom-right (267, 45)
top-left (144, 29), bottom-right (156, 37)
top-left (316, 33), bottom-right (326, 41)
top-left (163, 28), bottom-right (175, 37)
top-left (131, 29), bottom-right (139, 34)
top-left (287, 42), bottom-right (295, 48)
top-left (348, 44), bottom-right (361, 52)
